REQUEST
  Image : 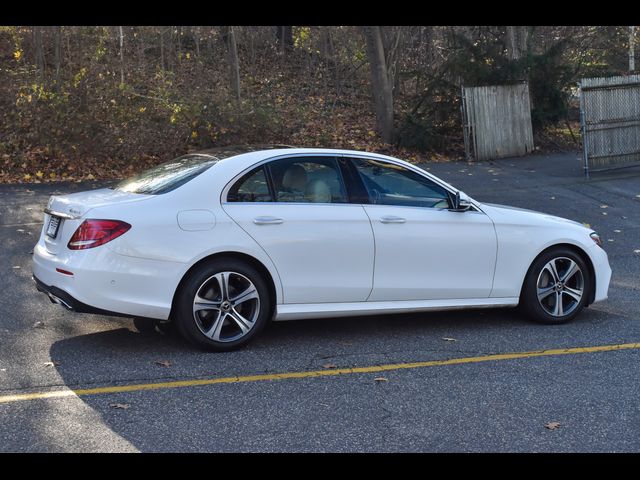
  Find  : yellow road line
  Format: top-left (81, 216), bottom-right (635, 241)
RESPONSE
top-left (1, 342), bottom-right (639, 405)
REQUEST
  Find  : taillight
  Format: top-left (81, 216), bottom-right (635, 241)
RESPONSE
top-left (68, 219), bottom-right (131, 250)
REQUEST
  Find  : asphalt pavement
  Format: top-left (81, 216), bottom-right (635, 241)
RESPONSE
top-left (1, 152), bottom-right (639, 452)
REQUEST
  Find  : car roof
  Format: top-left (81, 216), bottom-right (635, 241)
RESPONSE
top-left (187, 144), bottom-right (296, 160)
top-left (197, 146), bottom-right (404, 165)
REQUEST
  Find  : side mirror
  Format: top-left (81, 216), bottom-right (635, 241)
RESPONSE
top-left (450, 191), bottom-right (471, 212)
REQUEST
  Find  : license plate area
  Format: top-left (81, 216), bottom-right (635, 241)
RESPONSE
top-left (46, 215), bottom-right (61, 239)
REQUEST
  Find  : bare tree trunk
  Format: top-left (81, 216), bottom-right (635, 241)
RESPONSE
top-left (275, 26), bottom-right (293, 54)
top-left (176, 26), bottom-right (182, 62)
top-left (118, 26), bottom-right (125, 84)
top-left (362, 26), bottom-right (395, 143)
top-left (54, 26), bottom-right (61, 88)
top-left (630, 26), bottom-right (636, 72)
top-left (167, 27), bottom-right (174, 71)
top-left (136, 26), bottom-right (144, 69)
top-left (159, 28), bottom-right (165, 71)
top-left (66, 28), bottom-right (72, 69)
top-left (194, 26), bottom-right (200, 58)
top-left (223, 26), bottom-right (241, 104)
top-left (505, 26), bottom-right (528, 60)
top-left (207, 27), bottom-right (214, 58)
top-left (33, 26), bottom-right (45, 78)
top-left (248, 27), bottom-right (255, 66)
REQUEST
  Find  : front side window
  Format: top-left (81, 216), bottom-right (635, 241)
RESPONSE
top-left (227, 167), bottom-right (272, 202)
top-left (268, 157), bottom-right (348, 204)
top-left (350, 158), bottom-right (450, 209)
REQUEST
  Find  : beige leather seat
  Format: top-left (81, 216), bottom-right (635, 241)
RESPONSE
top-left (279, 165), bottom-right (307, 201)
top-left (305, 179), bottom-right (332, 203)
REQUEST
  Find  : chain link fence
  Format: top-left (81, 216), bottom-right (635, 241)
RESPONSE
top-left (579, 74), bottom-right (640, 178)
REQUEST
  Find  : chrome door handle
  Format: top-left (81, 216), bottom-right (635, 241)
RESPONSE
top-left (380, 216), bottom-right (406, 224)
top-left (253, 216), bottom-right (284, 225)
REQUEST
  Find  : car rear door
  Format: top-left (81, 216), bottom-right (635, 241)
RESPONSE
top-left (346, 156), bottom-right (498, 302)
top-left (221, 155), bottom-right (375, 304)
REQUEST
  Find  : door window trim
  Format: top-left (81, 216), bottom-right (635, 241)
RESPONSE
top-left (221, 151), bottom-right (484, 214)
top-left (223, 153), bottom-right (351, 205)
top-left (343, 156), bottom-right (455, 210)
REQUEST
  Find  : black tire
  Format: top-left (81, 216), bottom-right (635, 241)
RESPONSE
top-left (133, 317), bottom-right (159, 334)
top-left (156, 320), bottom-right (177, 335)
top-left (174, 258), bottom-right (271, 351)
top-left (521, 247), bottom-right (592, 325)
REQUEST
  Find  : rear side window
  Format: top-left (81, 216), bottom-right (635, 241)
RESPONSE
top-left (116, 154), bottom-right (217, 195)
top-left (268, 157), bottom-right (347, 203)
top-left (227, 167), bottom-right (272, 202)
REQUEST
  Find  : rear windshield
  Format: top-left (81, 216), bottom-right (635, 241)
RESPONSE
top-left (115, 154), bottom-right (218, 195)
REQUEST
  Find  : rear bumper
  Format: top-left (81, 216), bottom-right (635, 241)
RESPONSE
top-left (32, 241), bottom-right (181, 320)
top-left (33, 275), bottom-right (133, 318)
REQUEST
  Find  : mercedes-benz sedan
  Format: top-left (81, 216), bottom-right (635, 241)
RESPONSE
top-left (33, 146), bottom-right (611, 350)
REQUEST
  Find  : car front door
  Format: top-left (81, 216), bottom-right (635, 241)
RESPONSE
top-left (222, 155), bottom-right (375, 304)
top-left (347, 157), bottom-right (498, 302)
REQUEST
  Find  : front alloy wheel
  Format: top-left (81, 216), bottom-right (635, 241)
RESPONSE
top-left (535, 257), bottom-right (585, 318)
top-left (522, 248), bottom-right (591, 324)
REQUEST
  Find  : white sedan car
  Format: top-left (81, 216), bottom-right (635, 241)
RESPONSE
top-left (33, 147), bottom-right (611, 351)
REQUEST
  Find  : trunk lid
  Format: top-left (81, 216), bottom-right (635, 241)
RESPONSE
top-left (43, 188), bottom-right (152, 255)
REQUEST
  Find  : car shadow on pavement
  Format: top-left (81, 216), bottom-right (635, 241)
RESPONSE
top-left (47, 306), bottom-right (608, 388)
top-left (43, 305), bottom-right (617, 452)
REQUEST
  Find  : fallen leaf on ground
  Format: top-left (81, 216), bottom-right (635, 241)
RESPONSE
top-left (154, 360), bottom-right (172, 367)
top-left (109, 403), bottom-right (130, 410)
top-left (442, 337), bottom-right (457, 342)
top-left (33, 321), bottom-right (45, 329)
top-left (583, 223), bottom-right (591, 228)
top-left (374, 377), bottom-right (388, 382)
top-left (545, 422), bottom-right (561, 430)
top-left (322, 363), bottom-right (337, 369)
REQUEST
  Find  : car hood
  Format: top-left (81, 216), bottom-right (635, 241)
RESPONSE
top-left (479, 202), bottom-right (588, 229)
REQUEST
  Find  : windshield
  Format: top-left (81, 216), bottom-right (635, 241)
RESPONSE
top-left (115, 154), bottom-right (218, 195)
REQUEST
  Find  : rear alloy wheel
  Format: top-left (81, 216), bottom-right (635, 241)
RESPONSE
top-left (521, 248), bottom-right (591, 324)
top-left (175, 259), bottom-right (271, 351)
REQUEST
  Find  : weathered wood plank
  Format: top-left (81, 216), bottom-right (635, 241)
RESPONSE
top-left (463, 83), bottom-right (534, 161)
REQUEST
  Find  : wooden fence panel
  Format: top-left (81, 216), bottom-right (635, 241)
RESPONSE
top-left (463, 83), bottom-right (534, 161)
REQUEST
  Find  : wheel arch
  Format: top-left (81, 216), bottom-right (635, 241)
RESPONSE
top-left (520, 243), bottom-right (596, 305)
top-left (170, 251), bottom-right (279, 321)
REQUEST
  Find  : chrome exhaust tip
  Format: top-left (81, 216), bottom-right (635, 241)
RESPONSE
top-left (48, 293), bottom-right (73, 310)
